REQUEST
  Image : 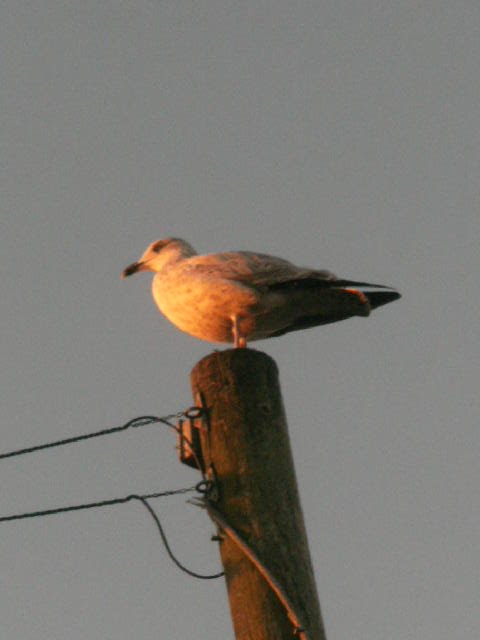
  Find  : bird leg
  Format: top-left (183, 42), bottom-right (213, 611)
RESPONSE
top-left (231, 315), bottom-right (247, 348)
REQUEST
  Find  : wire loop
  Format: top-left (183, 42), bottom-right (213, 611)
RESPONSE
top-left (183, 406), bottom-right (204, 419)
top-left (195, 480), bottom-right (214, 495)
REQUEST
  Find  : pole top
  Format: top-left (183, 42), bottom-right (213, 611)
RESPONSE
top-left (191, 347), bottom-right (278, 378)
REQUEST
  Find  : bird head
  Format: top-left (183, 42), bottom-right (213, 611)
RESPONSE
top-left (121, 238), bottom-right (196, 278)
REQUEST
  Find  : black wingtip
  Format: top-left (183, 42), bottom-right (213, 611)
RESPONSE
top-left (332, 279), bottom-right (401, 310)
top-left (364, 289), bottom-right (401, 309)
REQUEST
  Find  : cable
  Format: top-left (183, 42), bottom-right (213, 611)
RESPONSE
top-left (0, 407), bottom-right (209, 482)
top-left (0, 413), bottom-right (184, 460)
top-left (0, 486), bottom-right (195, 522)
top-left (0, 408), bottom-right (222, 578)
top-left (0, 484), bottom-right (224, 580)
top-left (139, 497), bottom-right (224, 580)
top-left (205, 502), bottom-right (309, 640)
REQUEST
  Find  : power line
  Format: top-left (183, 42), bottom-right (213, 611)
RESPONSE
top-left (0, 408), bottom-right (221, 579)
top-left (0, 409), bottom-right (208, 483)
top-left (0, 482), bottom-right (223, 580)
top-left (139, 494), bottom-right (224, 580)
top-left (0, 486), bottom-right (194, 522)
top-left (0, 414), bottom-right (181, 460)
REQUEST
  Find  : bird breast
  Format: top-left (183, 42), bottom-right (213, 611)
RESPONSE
top-left (151, 272), bottom-right (260, 343)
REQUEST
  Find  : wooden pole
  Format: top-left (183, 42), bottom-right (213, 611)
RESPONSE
top-left (190, 348), bottom-right (326, 640)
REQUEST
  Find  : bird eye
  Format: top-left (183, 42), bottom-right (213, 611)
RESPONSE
top-left (152, 241), bottom-right (166, 253)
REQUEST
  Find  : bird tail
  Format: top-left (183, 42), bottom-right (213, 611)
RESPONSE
top-left (332, 280), bottom-right (401, 310)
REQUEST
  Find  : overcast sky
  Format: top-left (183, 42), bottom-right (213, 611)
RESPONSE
top-left (1, 2), bottom-right (479, 639)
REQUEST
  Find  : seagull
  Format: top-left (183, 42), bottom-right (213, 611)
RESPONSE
top-left (122, 238), bottom-right (400, 348)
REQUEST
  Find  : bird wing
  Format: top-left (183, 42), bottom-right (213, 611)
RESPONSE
top-left (182, 251), bottom-right (338, 291)
top-left (180, 250), bottom-right (400, 314)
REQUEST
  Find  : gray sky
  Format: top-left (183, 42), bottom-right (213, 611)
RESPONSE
top-left (1, 2), bottom-right (479, 638)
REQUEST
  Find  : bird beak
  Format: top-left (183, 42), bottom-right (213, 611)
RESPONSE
top-left (121, 261), bottom-right (142, 279)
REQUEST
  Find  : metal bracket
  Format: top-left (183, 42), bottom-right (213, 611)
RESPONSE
top-left (177, 406), bottom-right (207, 471)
